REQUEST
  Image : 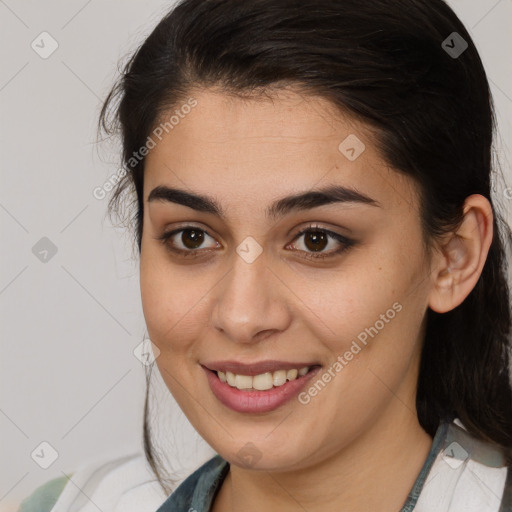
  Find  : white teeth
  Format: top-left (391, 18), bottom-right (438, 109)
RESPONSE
top-left (253, 372), bottom-right (274, 390)
top-left (234, 374), bottom-right (253, 389)
top-left (286, 368), bottom-right (298, 380)
top-left (226, 371), bottom-right (236, 386)
top-left (272, 370), bottom-right (287, 387)
top-left (217, 366), bottom-right (312, 391)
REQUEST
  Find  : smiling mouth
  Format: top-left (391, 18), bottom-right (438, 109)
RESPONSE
top-left (210, 365), bottom-right (320, 391)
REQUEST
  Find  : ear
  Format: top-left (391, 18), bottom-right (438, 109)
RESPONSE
top-left (428, 194), bottom-right (494, 314)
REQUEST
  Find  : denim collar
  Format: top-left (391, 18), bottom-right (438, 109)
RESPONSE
top-left (399, 420), bottom-right (448, 511)
top-left (156, 453), bottom-right (229, 512)
top-left (156, 421), bottom-right (449, 512)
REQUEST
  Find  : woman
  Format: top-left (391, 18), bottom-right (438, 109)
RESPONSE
top-left (18, 0), bottom-right (512, 510)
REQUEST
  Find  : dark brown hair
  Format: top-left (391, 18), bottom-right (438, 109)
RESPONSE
top-left (98, 0), bottom-right (512, 493)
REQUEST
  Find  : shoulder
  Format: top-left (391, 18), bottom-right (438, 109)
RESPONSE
top-left (415, 419), bottom-right (511, 512)
top-left (17, 452), bottom-right (169, 512)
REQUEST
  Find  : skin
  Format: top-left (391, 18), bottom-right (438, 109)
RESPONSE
top-left (140, 87), bottom-right (493, 511)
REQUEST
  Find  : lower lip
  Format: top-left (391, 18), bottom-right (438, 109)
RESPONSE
top-left (202, 365), bottom-right (321, 413)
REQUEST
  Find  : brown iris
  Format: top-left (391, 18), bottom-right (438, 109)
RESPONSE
top-left (181, 229), bottom-right (205, 249)
top-left (303, 230), bottom-right (328, 252)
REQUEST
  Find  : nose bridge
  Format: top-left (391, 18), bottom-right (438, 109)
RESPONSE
top-left (211, 247), bottom-right (289, 343)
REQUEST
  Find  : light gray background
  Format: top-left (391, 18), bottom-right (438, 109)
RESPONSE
top-left (1, 0), bottom-right (511, 510)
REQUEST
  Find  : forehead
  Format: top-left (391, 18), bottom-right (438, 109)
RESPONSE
top-left (144, 87), bottom-right (418, 214)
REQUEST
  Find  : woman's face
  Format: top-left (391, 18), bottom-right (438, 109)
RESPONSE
top-left (140, 87), bottom-right (435, 471)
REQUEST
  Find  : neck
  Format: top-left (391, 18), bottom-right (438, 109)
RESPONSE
top-left (212, 395), bottom-right (434, 512)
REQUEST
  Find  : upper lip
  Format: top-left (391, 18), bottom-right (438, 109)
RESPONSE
top-left (202, 360), bottom-right (321, 376)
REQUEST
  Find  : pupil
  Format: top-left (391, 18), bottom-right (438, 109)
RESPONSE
top-left (306, 231), bottom-right (327, 252)
top-left (183, 229), bottom-right (204, 249)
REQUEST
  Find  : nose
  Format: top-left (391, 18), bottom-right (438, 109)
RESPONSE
top-left (210, 248), bottom-right (291, 344)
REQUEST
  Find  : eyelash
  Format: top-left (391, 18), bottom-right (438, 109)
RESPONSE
top-left (154, 223), bottom-right (355, 261)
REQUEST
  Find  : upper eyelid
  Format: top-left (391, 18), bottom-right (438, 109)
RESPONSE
top-left (164, 222), bottom-right (343, 235)
top-left (292, 224), bottom-right (347, 238)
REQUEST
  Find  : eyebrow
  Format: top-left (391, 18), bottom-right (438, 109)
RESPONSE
top-left (147, 184), bottom-right (381, 221)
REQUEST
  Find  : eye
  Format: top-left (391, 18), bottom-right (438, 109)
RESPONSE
top-left (286, 223), bottom-right (355, 260)
top-left (154, 223), bottom-right (356, 260)
top-left (155, 225), bottom-right (219, 259)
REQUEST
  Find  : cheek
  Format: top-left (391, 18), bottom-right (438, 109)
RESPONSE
top-left (303, 242), bottom-right (426, 367)
top-left (140, 251), bottom-right (200, 352)
top-left (286, 254), bottom-right (401, 341)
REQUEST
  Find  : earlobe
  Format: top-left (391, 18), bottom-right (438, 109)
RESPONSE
top-left (428, 195), bottom-right (494, 314)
